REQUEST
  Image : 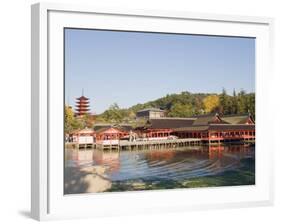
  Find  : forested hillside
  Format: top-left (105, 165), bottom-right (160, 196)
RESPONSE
top-left (97, 89), bottom-right (255, 123)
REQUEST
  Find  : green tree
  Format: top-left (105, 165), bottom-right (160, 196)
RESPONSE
top-left (246, 93), bottom-right (255, 118)
top-left (219, 88), bottom-right (232, 115)
top-left (237, 90), bottom-right (247, 114)
top-left (102, 103), bottom-right (124, 123)
top-left (71, 117), bottom-right (84, 130)
top-left (230, 89), bottom-right (238, 114)
top-left (168, 103), bottom-right (194, 117)
top-left (219, 89), bottom-right (224, 114)
top-left (96, 90), bottom-right (255, 121)
top-left (81, 114), bottom-right (95, 128)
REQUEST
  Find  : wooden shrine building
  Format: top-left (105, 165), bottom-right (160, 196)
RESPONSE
top-left (135, 117), bottom-right (195, 139)
top-left (137, 113), bottom-right (255, 143)
top-left (94, 124), bottom-right (134, 146)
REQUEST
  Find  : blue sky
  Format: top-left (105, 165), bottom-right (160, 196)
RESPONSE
top-left (65, 28), bottom-right (255, 114)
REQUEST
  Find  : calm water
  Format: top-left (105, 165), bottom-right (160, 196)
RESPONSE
top-left (65, 145), bottom-right (255, 193)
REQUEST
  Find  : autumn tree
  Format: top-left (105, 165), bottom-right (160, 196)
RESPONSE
top-left (203, 95), bottom-right (220, 113)
top-left (94, 89), bottom-right (255, 122)
top-left (64, 106), bottom-right (83, 133)
top-left (64, 106), bottom-right (74, 133)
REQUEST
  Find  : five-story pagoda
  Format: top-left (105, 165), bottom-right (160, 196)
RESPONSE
top-left (75, 92), bottom-right (90, 117)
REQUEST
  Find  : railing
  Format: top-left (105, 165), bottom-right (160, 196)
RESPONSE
top-left (96, 139), bottom-right (119, 145)
top-left (119, 138), bottom-right (201, 146)
top-left (201, 135), bottom-right (255, 141)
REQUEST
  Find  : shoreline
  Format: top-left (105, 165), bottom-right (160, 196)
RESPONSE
top-left (64, 165), bottom-right (112, 194)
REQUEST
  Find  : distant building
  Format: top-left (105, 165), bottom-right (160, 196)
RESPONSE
top-left (75, 95), bottom-right (90, 116)
top-left (136, 108), bottom-right (165, 120)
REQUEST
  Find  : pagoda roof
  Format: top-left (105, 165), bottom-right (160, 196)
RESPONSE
top-left (75, 109), bottom-right (89, 112)
top-left (75, 100), bottom-right (89, 103)
top-left (76, 95), bottom-right (89, 100)
top-left (75, 105), bottom-right (90, 107)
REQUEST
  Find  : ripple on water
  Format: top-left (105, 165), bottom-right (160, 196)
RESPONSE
top-left (65, 146), bottom-right (255, 183)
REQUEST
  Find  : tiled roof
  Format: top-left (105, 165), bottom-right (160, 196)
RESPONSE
top-left (146, 118), bottom-right (195, 129)
top-left (174, 124), bottom-right (255, 132)
top-left (93, 124), bottom-right (133, 133)
top-left (221, 114), bottom-right (254, 124)
top-left (208, 124), bottom-right (255, 131)
top-left (76, 95), bottom-right (89, 100)
top-left (191, 113), bottom-right (227, 125)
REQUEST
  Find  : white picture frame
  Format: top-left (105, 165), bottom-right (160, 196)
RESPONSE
top-left (31, 2), bottom-right (274, 221)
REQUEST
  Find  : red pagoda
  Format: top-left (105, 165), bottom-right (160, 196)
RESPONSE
top-left (75, 92), bottom-right (90, 117)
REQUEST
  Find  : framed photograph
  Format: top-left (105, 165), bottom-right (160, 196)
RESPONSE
top-left (31, 2), bottom-right (274, 221)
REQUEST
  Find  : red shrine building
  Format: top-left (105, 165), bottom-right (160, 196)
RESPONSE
top-left (75, 95), bottom-right (90, 117)
top-left (172, 113), bottom-right (255, 143)
top-left (70, 128), bottom-right (95, 144)
top-left (136, 112), bottom-right (255, 143)
top-left (135, 117), bottom-right (195, 140)
top-left (93, 124), bottom-right (134, 146)
top-left (67, 103), bottom-right (255, 146)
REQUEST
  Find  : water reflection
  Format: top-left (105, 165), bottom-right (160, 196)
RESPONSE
top-left (92, 150), bottom-right (120, 172)
top-left (65, 144), bottom-right (255, 185)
